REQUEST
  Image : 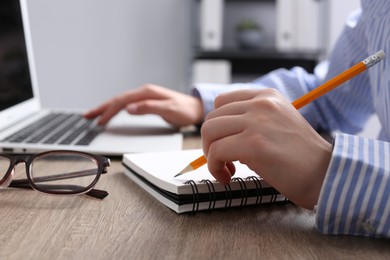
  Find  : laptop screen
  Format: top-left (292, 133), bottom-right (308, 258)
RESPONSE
top-left (0, 0), bottom-right (33, 112)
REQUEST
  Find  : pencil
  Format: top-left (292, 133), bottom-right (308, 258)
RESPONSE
top-left (174, 50), bottom-right (386, 178)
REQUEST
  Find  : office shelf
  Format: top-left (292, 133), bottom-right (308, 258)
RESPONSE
top-left (194, 48), bottom-right (321, 74)
top-left (193, 0), bottom-right (322, 80)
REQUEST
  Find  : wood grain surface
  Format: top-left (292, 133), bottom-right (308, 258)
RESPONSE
top-left (0, 133), bottom-right (389, 259)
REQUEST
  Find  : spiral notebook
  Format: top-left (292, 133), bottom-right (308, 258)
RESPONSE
top-left (122, 149), bottom-right (287, 213)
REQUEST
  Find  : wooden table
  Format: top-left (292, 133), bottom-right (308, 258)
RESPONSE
top-left (1, 133), bottom-right (389, 259)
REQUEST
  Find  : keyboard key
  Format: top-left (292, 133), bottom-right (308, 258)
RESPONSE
top-left (2, 112), bottom-right (101, 146)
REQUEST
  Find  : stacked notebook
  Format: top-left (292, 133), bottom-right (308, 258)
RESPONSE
top-left (122, 149), bottom-right (287, 213)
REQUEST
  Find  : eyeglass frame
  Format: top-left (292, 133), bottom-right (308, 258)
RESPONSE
top-left (0, 150), bottom-right (111, 199)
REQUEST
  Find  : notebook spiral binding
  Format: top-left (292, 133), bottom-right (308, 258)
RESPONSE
top-left (185, 176), bottom-right (284, 213)
top-left (232, 177), bottom-right (248, 207)
top-left (185, 180), bottom-right (199, 213)
top-left (246, 176), bottom-right (263, 204)
top-left (201, 179), bottom-right (216, 211)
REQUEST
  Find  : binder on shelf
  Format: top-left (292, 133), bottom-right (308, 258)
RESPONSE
top-left (122, 149), bottom-right (287, 213)
top-left (192, 59), bottom-right (231, 84)
top-left (200, 0), bottom-right (224, 51)
top-left (276, 0), bottom-right (326, 52)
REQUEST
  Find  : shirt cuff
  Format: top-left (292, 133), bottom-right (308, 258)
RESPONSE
top-left (315, 133), bottom-right (390, 238)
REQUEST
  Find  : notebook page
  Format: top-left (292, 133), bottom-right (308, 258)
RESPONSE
top-left (122, 149), bottom-right (267, 195)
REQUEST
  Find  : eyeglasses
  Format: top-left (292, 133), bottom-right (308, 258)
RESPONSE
top-left (0, 150), bottom-right (110, 199)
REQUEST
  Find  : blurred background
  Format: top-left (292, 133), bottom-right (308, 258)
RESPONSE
top-left (27, 0), bottom-right (360, 109)
top-left (27, 0), bottom-right (193, 109)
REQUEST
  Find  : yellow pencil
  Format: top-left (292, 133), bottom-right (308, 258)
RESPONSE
top-left (174, 50), bottom-right (386, 178)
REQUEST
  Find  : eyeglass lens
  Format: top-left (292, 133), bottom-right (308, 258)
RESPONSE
top-left (0, 156), bottom-right (12, 187)
top-left (31, 153), bottom-right (100, 194)
top-left (0, 153), bottom-right (100, 194)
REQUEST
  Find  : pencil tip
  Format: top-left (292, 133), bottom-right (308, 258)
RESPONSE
top-left (174, 165), bottom-right (193, 178)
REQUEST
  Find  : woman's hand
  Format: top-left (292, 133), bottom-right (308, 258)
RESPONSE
top-left (201, 89), bottom-right (332, 209)
top-left (84, 84), bottom-right (204, 127)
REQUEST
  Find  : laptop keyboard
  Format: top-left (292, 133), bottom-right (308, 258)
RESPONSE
top-left (2, 112), bottom-right (104, 146)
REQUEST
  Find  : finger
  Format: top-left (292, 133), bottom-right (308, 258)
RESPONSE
top-left (214, 89), bottom-right (259, 109)
top-left (208, 163), bottom-right (233, 185)
top-left (84, 94), bottom-right (128, 124)
top-left (206, 132), bottom-right (244, 166)
top-left (205, 98), bottom-right (248, 121)
top-left (126, 99), bottom-right (182, 126)
top-left (97, 103), bottom-right (124, 125)
top-left (201, 115), bottom-right (244, 156)
top-left (101, 87), bottom-right (175, 123)
top-left (87, 97), bottom-right (127, 125)
top-left (126, 99), bottom-right (170, 116)
top-left (121, 85), bottom-right (174, 104)
top-left (214, 88), bottom-right (281, 109)
top-left (85, 85), bottom-right (169, 123)
top-left (83, 105), bottom-right (106, 119)
top-left (226, 161), bottom-right (236, 177)
top-left (84, 98), bottom-right (116, 118)
top-left (204, 133), bottom-right (245, 184)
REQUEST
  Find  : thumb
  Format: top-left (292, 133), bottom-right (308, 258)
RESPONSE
top-left (125, 100), bottom-right (170, 116)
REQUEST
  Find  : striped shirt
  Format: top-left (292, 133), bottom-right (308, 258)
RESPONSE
top-left (194, 0), bottom-right (390, 238)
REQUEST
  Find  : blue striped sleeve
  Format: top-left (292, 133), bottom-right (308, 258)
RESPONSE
top-left (194, 66), bottom-right (322, 118)
top-left (315, 133), bottom-right (390, 238)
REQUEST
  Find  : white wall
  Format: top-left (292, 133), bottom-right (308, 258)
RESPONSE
top-left (27, 0), bottom-right (192, 109)
top-left (326, 0), bottom-right (361, 53)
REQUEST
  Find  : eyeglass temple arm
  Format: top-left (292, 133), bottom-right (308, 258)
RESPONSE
top-left (28, 168), bottom-right (107, 183)
top-left (8, 180), bottom-right (108, 199)
top-left (9, 167), bottom-right (108, 199)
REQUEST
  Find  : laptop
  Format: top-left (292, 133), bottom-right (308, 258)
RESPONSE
top-left (0, 0), bottom-right (182, 155)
